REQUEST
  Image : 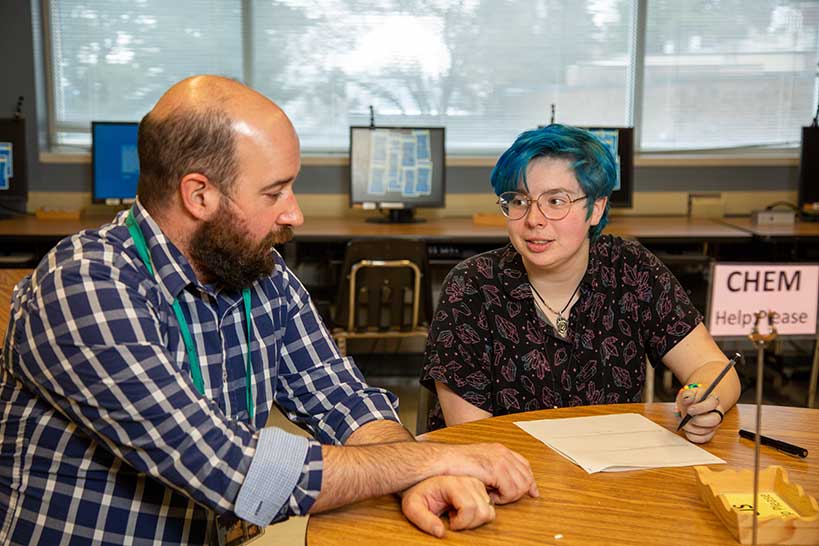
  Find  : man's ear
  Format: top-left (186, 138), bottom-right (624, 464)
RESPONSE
top-left (178, 173), bottom-right (220, 221)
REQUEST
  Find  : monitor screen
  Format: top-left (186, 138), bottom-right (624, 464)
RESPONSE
top-left (583, 127), bottom-right (634, 208)
top-left (349, 126), bottom-right (446, 220)
top-left (92, 121), bottom-right (140, 204)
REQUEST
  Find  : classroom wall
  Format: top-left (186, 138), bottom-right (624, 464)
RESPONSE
top-left (1, 0), bottom-right (40, 190)
top-left (2, 0), bottom-right (800, 216)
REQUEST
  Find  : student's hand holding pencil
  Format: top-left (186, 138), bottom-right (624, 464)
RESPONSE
top-left (674, 353), bottom-right (739, 444)
top-left (674, 383), bottom-right (725, 444)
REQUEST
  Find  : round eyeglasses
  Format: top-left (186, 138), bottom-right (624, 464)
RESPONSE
top-left (497, 191), bottom-right (588, 221)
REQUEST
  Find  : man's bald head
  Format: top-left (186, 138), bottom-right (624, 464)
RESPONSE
top-left (136, 75), bottom-right (294, 214)
top-left (150, 75), bottom-right (287, 122)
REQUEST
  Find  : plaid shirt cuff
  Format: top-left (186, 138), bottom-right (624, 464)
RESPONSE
top-left (282, 441), bottom-right (323, 518)
top-left (234, 429), bottom-right (320, 526)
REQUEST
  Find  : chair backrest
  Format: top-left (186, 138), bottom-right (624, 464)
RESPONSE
top-left (334, 239), bottom-right (431, 332)
top-left (1, 269), bottom-right (33, 331)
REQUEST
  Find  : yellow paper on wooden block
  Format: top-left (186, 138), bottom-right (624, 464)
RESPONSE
top-left (721, 492), bottom-right (799, 518)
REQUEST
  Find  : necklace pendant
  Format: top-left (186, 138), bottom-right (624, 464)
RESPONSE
top-left (555, 315), bottom-right (569, 337)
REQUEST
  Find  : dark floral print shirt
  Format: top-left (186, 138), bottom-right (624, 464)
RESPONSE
top-left (421, 234), bottom-right (703, 431)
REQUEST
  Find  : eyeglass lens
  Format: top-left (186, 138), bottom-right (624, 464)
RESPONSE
top-left (499, 192), bottom-right (578, 220)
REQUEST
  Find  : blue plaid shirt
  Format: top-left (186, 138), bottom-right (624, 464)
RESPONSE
top-left (0, 203), bottom-right (400, 545)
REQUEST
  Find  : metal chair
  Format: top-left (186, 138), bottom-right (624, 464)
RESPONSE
top-left (415, 385), bottom-right (436, 435)
top-left (332, 239), bottom-right (431, 357)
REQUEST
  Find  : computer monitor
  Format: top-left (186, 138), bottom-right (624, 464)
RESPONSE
top-left (797, 125), bottom-right (819, 219)
top-left (0, 116), bottom-right (28, 218)
top-left (92, 121), bottom-right (140, 204)
top-left (349, 126), bottom-right (446, 223)
top-left (583, 127), bottom-right (634, 209)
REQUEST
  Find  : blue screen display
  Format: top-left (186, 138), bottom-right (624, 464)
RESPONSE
top-left (92, 122), bottom-right (140, 202)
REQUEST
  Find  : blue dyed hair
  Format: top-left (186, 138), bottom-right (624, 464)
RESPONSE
top-left (490, 124), bottom-right (617, 241)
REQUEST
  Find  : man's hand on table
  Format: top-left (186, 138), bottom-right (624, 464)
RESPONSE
top-left (437, 442), bottom-right (539, 504)
top-left (401, 476), bottom-right (495, 537)
top-left (402, 441), bottom-right (538, 536)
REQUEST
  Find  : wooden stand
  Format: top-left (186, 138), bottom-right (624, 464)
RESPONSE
top-left (749, 311), bottom-right (780, 544)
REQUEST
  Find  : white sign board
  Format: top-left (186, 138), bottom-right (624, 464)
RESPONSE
top-left (707, 263), bottom-right (819, 337)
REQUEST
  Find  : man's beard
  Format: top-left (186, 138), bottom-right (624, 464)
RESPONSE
top-left (189, 200), bottom-right (294, 291)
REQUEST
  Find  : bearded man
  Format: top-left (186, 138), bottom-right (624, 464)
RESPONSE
top-left (0, 76), bottom-right (537, 546)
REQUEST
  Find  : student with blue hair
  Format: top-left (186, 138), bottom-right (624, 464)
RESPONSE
top-left (421, 124), bottom-right (739, 442)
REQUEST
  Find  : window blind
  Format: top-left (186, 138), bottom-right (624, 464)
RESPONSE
top-left (249, 0), bottom-right (636, 154)
top-left (48, 0), bottom-right (242, 146)
top-left (640, 1), bottom-right (819, 151)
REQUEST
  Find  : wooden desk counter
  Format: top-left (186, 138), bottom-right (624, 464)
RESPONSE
top-left (719, 217), bottom-right (819, 239)
top-left (307, 403), bottom-right (819, 546)
top-left (293, 216), bottom-right (506, 242)
top-left (292, 216), bottom-right (750, 243)
top-left (606, 216), bottom-right (750, 242)
top-left (0, 215), bottom-right (111, 239)
top-left (0, 215), bottom-right (750, 244)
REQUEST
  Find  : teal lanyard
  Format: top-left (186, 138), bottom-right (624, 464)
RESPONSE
top-left (126, 208), bottom-right (255, 421)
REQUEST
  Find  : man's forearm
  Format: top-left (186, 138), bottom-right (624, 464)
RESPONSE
top-left (344, 418), bottom-right (414, 446)
top-left (308, 432), bottom-right (539, 515)
top-left (309, 441), bottom-right (439, 513)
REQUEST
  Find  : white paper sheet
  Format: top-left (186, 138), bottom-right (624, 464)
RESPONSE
top-left (514, 413), bottom-right (725, 474)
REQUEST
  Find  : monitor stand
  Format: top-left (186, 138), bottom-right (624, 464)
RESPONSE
top-left (366, 209), bottom-right (426, 224)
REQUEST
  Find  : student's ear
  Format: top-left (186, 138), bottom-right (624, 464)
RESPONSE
top-left (590, 196), bottom-right (608, 226)
top-left (178, 173), bottom-right (220, 221)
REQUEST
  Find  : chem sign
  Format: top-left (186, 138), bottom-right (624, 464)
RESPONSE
top-left (707, 264), bottom-right (819, 337)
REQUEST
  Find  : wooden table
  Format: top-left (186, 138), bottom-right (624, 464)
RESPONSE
top-left (307, 403), bottom-right (819, 545)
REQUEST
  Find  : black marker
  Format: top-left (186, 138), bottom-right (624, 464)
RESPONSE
top-left (739, 429), bottom-right (808, 458)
